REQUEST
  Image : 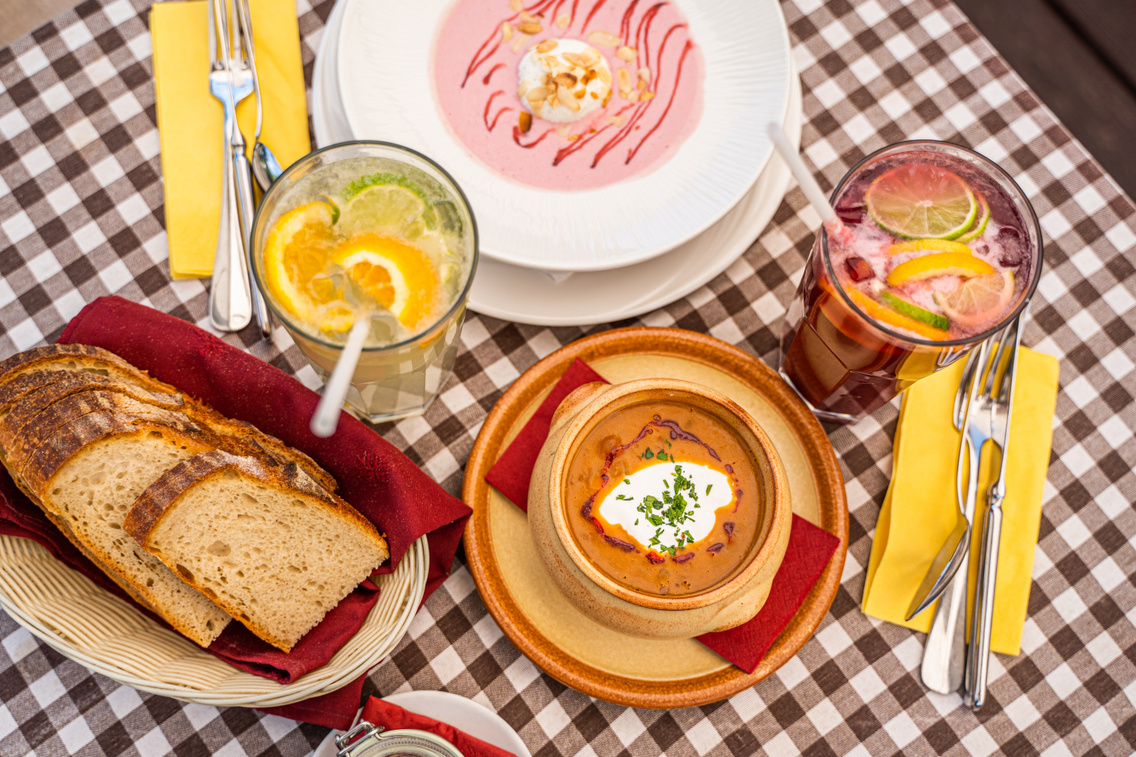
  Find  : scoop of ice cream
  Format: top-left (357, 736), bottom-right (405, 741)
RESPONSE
top-left (517, 38), bottom-right (612, 124)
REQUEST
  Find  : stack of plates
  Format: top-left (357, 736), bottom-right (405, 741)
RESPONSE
top-left (312, 0), bottom-right (802, 326)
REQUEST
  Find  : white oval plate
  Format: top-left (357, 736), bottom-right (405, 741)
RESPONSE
top-left (335, 0), bottom-right (791, 272)
top-left (313, 691), bottom-right (532, 756)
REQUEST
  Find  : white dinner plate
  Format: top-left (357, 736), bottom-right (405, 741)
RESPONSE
top-left (314, 10), bottom-right (801, 326)
top-left (334, 0), bottom-right (791, 272)
top-left (313, 691), bottom-right (531, 756)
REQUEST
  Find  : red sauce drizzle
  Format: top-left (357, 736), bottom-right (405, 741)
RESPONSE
top-left (619, 0), bottom-right (639, 41)
top-left (634, 2), bottom-right (665, 70)
top-left (460, 0), bottom-right (694, 173)
top-left (482, 62), bottom-right (506, 85)
top-left (626, 38), bottom-right (690, 163)
top-left (483, 91), bottom-right (504, 130)
top-left (580, 0), bottom-right (608, 31)
top-left (513, 126), bottom-right (556, 147)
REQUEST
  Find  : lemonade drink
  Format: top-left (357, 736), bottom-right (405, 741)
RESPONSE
top-left (779, 141), bottom-right (1041, 422)
top-left (250, 142), bottom-right (477, 423)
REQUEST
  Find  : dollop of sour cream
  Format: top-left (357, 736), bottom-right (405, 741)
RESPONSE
top-left (597, 461), bottom-right (733, 552)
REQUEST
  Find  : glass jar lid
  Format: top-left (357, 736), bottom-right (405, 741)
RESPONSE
top-left (335, 722), bottom-right (465, 757)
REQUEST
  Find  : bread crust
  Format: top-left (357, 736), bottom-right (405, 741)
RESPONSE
top-left (125, 450), bottom-right (389, 651)
top-left (0, 345), bottom-right (338, 494)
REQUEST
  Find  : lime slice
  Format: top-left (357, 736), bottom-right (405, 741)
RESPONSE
top-left (955, 192), bottom-right (990, 243)
top-left (338, 184), bottom-right (427, 239)
top-left (879, 291), bottom-right (949, 331)
top-left (933, 270), bottom-right (1014, 328)
top-left (866, 163), bottom-right (977, 240)
top-left (844, 287), bottom-right (948, 341)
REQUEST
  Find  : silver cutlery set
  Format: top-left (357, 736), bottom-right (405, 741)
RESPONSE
top-left (909, 308), bottom-right (1028, 708)
top-left (206, 0), bottom-right (281, 338)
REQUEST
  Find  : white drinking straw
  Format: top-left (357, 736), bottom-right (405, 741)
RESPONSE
top-left (766, 122), bottom-right (840, 232)
top-left (310, 312), bottom-right (371, 438)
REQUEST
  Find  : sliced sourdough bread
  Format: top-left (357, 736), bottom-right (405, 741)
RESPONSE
top-left (20, 410), bottom-right (233, 647)
top-left (125, 450), bottom-right (389, 652)
top-left (0, 345), bottom-right (338, 494)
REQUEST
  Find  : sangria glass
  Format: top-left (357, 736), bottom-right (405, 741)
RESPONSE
top-left (778, 141), bottom-right (1043, 423)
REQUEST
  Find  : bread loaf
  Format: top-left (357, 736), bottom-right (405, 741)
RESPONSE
top-left (20, 410), bottom-right (232, 646)
top-left (0, 345), bottom-right (339, 494)
top-left (125, 450), bottom-right (389, 652)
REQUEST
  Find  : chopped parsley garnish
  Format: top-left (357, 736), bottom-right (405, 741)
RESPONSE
top-left (643, 449), bottom-right (654, 460)
top-left (632, 463), bottom-right (705, 554)
top-left (706, 484), bottom-right (713, 495)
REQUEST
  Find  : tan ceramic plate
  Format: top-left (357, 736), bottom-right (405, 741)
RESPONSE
top-left (462, 328), bottom-right (848, 708)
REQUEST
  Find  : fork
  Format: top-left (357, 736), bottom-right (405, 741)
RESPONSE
top-left (919, 332), bottom-right (1005, 693)
top-left (207, 0), bottom-right (254, 333)
top-left (230, 0), bottom-right (275, 339)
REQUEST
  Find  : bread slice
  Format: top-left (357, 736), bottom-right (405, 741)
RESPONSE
top-left (0, 344), bottom-right (339, 494)
top-left (125, 450), bottom-right (389, 652)
top-left (20, 410), bottom-right (232, 646)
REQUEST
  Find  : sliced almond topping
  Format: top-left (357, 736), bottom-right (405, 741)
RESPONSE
top-left (517, 21), bottom-right (543, 34)
top-left (518, 111), bottom-right (532, 133)
top-left (574, 88), bottom-right (586, 98)
top-left (536, 38), bottom-right (558, 53)
top-left (558, 85), bottom-right (581, 110)
top-left (563, 52), bottom-right (589, 68)
top-left (637, 79), bottom-right (646, 91)
top-left (640, 91), bottom-right (655, 101)
top-left (520, 10), bottom-right (537, 22)
top-left (637, 67), bottom-right (650, 81)
top-left (501, 22), bottom-right (513, 42)
top-left (581, 69), bottom-right (597, 85)
top-left (616, 46), bottom-right (637, 62)
top-left (525, 85), bottom-right (551, 103)
top-left (598, 67), bottom-right (612, 86)
top-left (568, 135), bottom-right (580, 141)
top-left (617, 68), bottom-right (631, 92)
top-left (590, 91), bottom-right (599, 99)
top-left (509, 0), bottom-right (522, 11)
top-left (556, 13), bottom-right (571, 28)
top-left (587, 30), bottom-right (622, 48)
top-left (511, 32), bottom-right (530, 52)
top-left (555, 124), bottom-right (572, 138)
top-left (552, 72), bottom-right (577, 87)
top-left (581, 48), bottom-right (602, 67)
top-left (605, 114), bottom-right (627, 126)
top-left (623, 89), bottom-right (639, 103)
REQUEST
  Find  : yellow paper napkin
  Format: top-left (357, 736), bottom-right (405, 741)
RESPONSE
top-left (862, 346), bottom-right (1059, 656)
top-left (151, 0), bottom-right (310, 279)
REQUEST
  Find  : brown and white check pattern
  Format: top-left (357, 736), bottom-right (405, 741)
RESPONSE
top-left (1, 0), bottom-right (1135, 754)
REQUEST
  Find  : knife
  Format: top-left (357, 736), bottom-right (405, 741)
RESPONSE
top-left (964, 308), bottom-right (1027, 709)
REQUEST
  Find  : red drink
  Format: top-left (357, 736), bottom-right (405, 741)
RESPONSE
top-left (779, 141), bottom-right (1042, 423)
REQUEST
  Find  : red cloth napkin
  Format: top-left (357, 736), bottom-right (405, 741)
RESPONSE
top-left (0, 297), bottom-right (471, 726)
top-left (357, 696), bottom-right (519, 757)
top-left (484, 358), bottom-right (841, 674)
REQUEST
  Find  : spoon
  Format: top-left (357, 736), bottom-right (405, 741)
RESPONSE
top-left (905, 348), bottom-right (987, 622)
top-left (252, 140), bottom-right (284, 191)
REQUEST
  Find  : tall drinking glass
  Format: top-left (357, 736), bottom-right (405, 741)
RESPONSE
top-left (250, 142), bottom-right (478, 424)
top-left (779, 141), bottom-right (1042, 423)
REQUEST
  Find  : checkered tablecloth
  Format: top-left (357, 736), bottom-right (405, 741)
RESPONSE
top-left (2, 0), bottom-right (1135, 754)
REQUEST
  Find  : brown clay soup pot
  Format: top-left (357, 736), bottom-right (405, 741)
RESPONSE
top-left (528, 378), bottom-right (791, 639)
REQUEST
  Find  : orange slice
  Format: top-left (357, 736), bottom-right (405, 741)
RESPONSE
top-left (888, 239), bottom-right (973, 256)
top-left (845, 287), bottom-right (949, 341)
top-left (933, 270), bottom-right (1015, 328)
top-left (260, 201), bottom-right (353, 333)
top-left (887, 252), bottom-right (994, 286)
top-left (333, 235), bottom-right (440, 329)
